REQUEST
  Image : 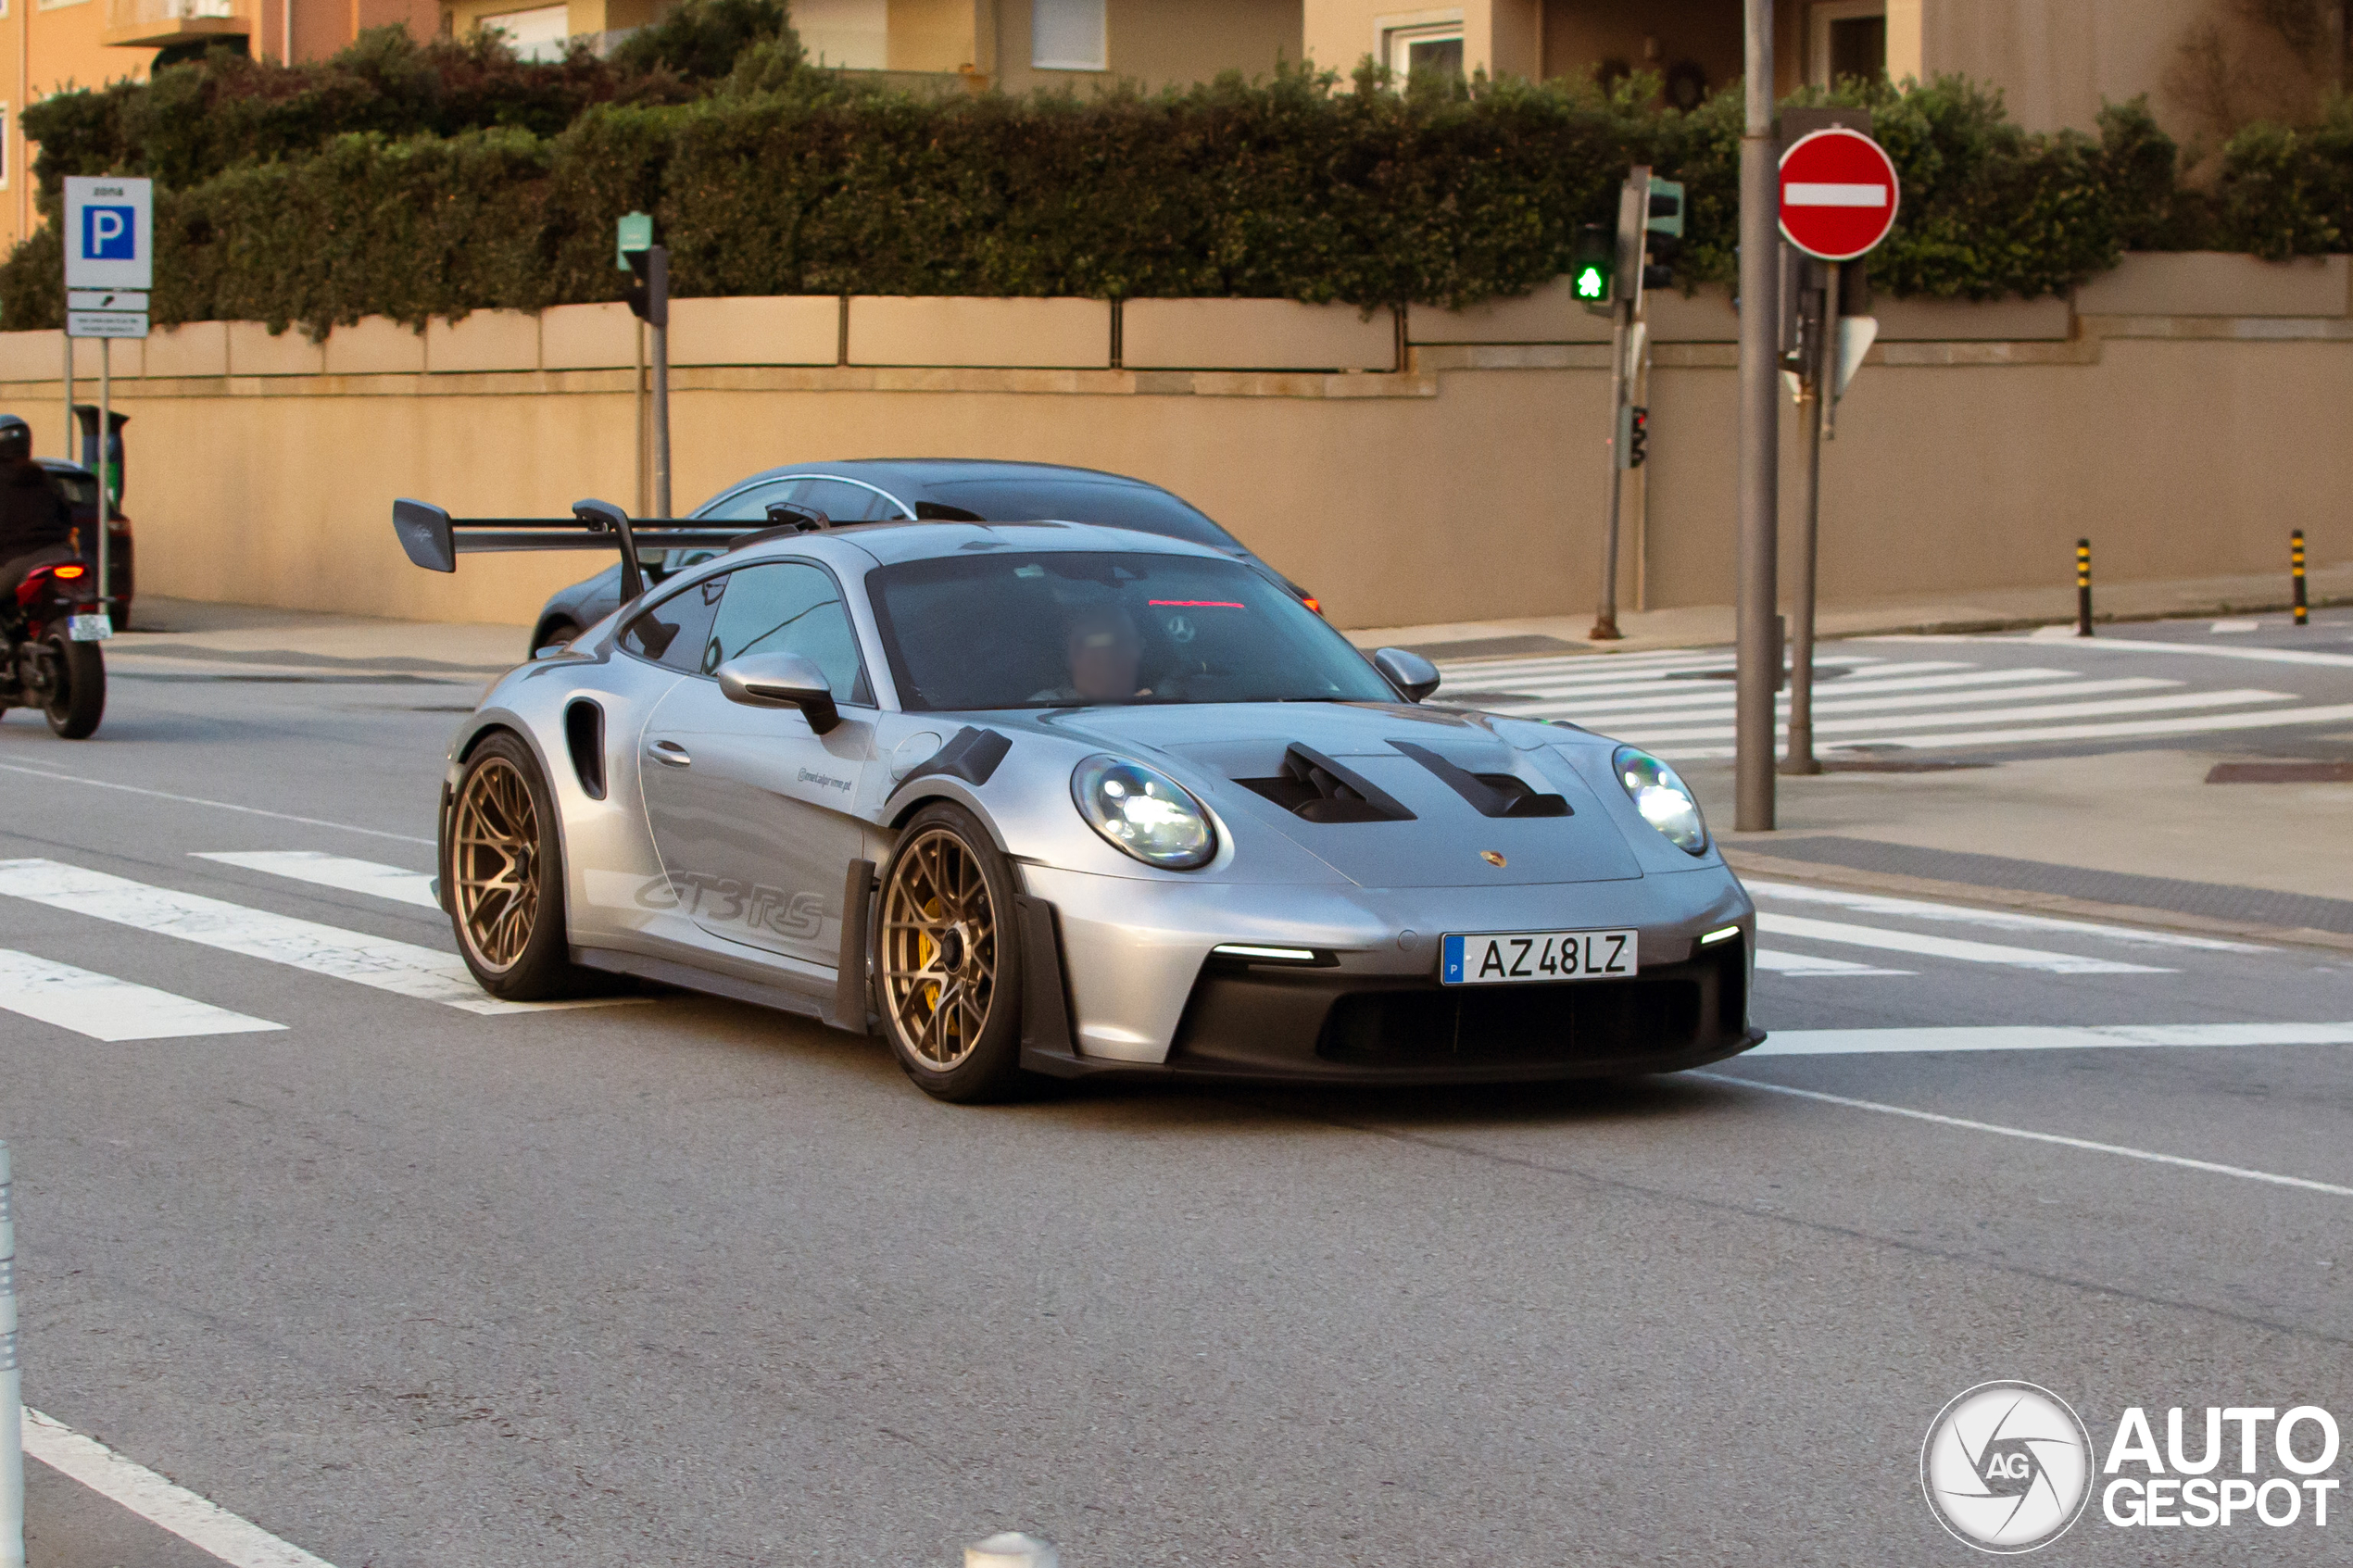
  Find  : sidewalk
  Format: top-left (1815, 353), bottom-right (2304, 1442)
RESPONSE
top-left (112, 596), bottom-right (524, 681)
top-left (1345, 559), bottom-right (2353, 659)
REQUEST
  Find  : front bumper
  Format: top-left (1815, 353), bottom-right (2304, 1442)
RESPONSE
top-left (1015, 864), bottom-right (1760, 1085)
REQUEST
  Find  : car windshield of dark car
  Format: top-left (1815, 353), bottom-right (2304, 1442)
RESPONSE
top-left (867, 552), bottom-right (1392, 711)
top-left (44, 471), bottom-right (96, 508)
top-left (917, 480), bottom-right (1242, 550)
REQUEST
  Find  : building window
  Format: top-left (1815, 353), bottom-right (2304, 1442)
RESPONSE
top-left (1808, 0), bottom-right (1885, 87)
top-left (1384, 19), bottom-right (1464, 82)
top-left (478, 2), bottom-right (571, 61)
top-left (1032, 0), bottom-right (1105, 71)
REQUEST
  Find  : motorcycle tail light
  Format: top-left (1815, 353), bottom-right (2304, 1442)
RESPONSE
top-left (50, 564), bottom-right (85, 580)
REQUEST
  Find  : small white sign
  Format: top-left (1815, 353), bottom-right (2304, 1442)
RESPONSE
top-left (63, 176), bottom-right (154, 292)
top-left (67, 310), bottom-right (148, 340)
top-left (67, 290), bottom-right (147, 312)
top-left (67, 614), bottom-right (115, 642)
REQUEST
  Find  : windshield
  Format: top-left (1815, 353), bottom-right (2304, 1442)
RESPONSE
top-left (918, 479), bottom-right (1243, 550)
top-left (867, 552), bottom-right (1392, 712)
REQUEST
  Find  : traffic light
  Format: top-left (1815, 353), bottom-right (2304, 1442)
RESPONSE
top-left (1642, 176), bottom-right (1683, 290)
top-left (1628, 406), bottom-right (1650, 469)
top-left (1572, 223), bottom-right (1614, 315)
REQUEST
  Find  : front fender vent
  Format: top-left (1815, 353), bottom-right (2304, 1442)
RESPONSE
top-left (1389, 739), bottom-right (1570, 818)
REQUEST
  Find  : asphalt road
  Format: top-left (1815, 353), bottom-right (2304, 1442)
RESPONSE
top-left (3, 636), bottom-right (2350, 1567)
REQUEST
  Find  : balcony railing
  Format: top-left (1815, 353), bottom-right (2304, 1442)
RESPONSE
top-left (104, 0), bottom-right (251, 48)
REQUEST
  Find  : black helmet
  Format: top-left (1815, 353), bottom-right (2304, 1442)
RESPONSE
top-left (0, 416), bottom-right (28, 463)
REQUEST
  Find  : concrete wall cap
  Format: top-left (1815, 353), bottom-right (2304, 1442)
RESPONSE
top-left (1123, 297), bottom-right (1396, 371)
top-left (2075, 252), bottom-right (2350, 319)
top-left (849, 296), bottom-right (1110, 369)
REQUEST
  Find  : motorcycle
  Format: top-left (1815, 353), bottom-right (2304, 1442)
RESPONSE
top-left (0, 557), bottom-right (107, 738)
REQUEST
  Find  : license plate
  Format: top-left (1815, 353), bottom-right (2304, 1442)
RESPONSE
top-left (1441, 929), bottom-right (1638, 985)
top-left (66, 614), bottom-right (113, 642)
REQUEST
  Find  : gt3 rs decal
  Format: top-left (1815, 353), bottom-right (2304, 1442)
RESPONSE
top-left (625, 871), bottom-right (825, 938)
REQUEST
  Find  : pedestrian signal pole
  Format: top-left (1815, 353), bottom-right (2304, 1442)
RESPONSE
top-left (1735, 0), bottom-right (1781, 831)
top-left (1590, 171), bottom-right (1681, 643)
top-left (620, 212), bottom-right (671, 520)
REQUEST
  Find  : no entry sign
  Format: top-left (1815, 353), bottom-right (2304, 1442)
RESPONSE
top-left (1779, 128), bottom-right (1899, 261)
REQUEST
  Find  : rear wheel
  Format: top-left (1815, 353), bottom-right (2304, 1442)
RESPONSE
top-left (39, 636), bottom-right (104, 739)
top-left (445, 732), bottom-right (595, 999)
top-left (876, 803), bottom-right (1028, 1102)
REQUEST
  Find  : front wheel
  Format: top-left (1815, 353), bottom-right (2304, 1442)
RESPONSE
top-left (445, 732), bottom-right (596, 999)
top-left (41, 636), bottom-right (104, 739)
top-left (876, 803), bottom-right (1028, 1102)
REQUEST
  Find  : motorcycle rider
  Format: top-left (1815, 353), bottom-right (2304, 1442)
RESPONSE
top-left (0, 415), bottom-right (75, 610)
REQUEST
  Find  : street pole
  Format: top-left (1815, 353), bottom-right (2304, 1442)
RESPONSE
top-left (1782, 259), bottom-right (1832, 776)
top-left (635, 320), bottom-right (649, 519)
top-left (60, 337), bottom-right (71, 469)
top-left (97, 338), bottom-right (110, 614)
top-left (648, 245), bottom-right (672, 521)
top-left (1592, 296), bottom-right (1629, 641)
top-left (1736, 0), bottom-right (1780, 831)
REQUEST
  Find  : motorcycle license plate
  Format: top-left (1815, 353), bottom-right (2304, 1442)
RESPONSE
top-left (1441, 929), bottom-right (1638, 985)
top-left (67, 614), bottom-right (113, 642)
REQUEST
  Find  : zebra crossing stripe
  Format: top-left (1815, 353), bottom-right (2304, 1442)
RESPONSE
top-left (195, 851), bottom-right (438, 909)
top-left (1753, 948), bottom-right (1912, 977)
top-left (1543, 675), bottom-right (2168, 722)
top-left (1608, 687), bottom-right (2293, 746)
top-left (0, 948), bottom-right (283, 1040)
top-left (0, 859), bottom-right (605, 1016)
top-left (1749, 1022), bottom-right (2353, 1056)
top-left (1743, 880), bottom-right (2267, 952)
top-left (1660, 699), bottom-right (2353, 759)
top-left (1755, 912), bottom-right (2171, 973)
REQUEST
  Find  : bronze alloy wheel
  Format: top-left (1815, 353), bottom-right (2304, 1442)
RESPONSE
top-left (880, 824), bottom-right (1001, 1072)
top-left (451, 754), bottom-right (543, 974)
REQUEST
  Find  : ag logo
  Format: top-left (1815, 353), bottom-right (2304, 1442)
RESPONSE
top-left (1921, 1382), bottom-right (2092, 1553)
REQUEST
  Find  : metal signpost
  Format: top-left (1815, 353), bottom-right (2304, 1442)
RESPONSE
top-left (1734, 0), bottom-right (1780, 831)
top-left (1775, 125), bottom-right (1897, 775)
top-left (1588, 171), bottom-right (1683, 643)
top-left (63, 177), bottom-right (153, 634)
top-left (618, 213), bottom-right (671, 520)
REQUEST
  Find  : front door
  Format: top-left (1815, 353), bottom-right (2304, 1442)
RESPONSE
top-left (637, 559), bottom-right (877, 972)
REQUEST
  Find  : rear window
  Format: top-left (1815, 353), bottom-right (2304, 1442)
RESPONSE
top-left (920, 480), bottom-right (1241, 550)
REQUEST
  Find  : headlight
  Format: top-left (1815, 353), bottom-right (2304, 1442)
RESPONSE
top-left (1612, 746), bottom-right (1707, 854)
top-left (1072, 756), bottom-right (1217, 869)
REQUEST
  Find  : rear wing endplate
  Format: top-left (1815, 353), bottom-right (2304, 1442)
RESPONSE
top-left (392, 497), bottom-right (754, 602)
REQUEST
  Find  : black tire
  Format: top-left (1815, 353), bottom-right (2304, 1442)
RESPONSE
top-left (43, 637), bottom-right (104, 739)
top-left (533, 619), bottom-right (582, 656)
top-left (444, 731), bottom-right (596, 1000)
top-left (875, 802), bottom-right (1029, 1103)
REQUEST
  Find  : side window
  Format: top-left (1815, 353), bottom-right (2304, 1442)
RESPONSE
top-left (700, 478), bottom-right (806, 522)
top-left (619, 574), bottom-right (727, 671)
top-left (703, 562), bottom-right (872, 705)
top-left (796, 478), bottom-right (904, 522)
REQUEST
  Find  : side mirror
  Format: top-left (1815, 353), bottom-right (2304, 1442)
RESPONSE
top-left (716, 651), bottom-right (841, 734)
top-left (1372, 646), bottom-right (1441, 703)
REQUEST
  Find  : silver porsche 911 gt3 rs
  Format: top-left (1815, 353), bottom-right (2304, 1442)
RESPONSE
top-left (395, 496), bottom-right (1762, 1101)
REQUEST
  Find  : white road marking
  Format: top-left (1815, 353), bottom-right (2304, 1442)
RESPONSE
top-left (1548, 675), bottom-right (2168, 721)
top-left (1613, 687), bottom-right (2294, 746)
top-left (1660, 699), bottom-right (2353, 759)
top-left (1695, 1073), bottom-right (2353, 1198)
top-left (0, 949), bottom-right (283, 1040)
top-left (0, 859), bottom-right (604, 1016)
top-left (1755, 912), bottom-right (2171, 973)
top-left (1742, 880), bottom-right (2270, 952)
top-left (23, 1407), bottom-right (339, 1568)
top-left (195, 851), bottom-right (438, 909)
top-left (1753, 948), bottom-right (1912, 977)
top-left (0, 761), bottom-right (433, 845)
top-left (1906, 633), bottom-right (2353, 670)
top-left (1749, 1022), bottom-right (2353, 1055)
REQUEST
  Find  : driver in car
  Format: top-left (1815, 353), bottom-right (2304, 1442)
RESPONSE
top-left (1030, 602), bottom-right (1153, 705)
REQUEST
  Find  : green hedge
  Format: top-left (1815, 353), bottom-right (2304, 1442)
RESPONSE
top-left (0, 28), bottom-right (2238, 334)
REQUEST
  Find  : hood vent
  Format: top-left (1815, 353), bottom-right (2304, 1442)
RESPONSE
top-left (1237, 744), bottom-right (1416, 823)
top-left (1390, 739), bottom-right (1570, 819)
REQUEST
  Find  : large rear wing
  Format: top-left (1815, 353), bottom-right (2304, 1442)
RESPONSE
top-left (393, 496), bottom-right (761, 602)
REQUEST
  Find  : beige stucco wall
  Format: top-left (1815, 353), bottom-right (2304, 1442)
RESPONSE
top-left (6, 268), bottom-right (2344, 631)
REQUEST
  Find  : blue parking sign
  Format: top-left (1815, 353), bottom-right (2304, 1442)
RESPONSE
top-left (83, 206), bottom-right (135, 259)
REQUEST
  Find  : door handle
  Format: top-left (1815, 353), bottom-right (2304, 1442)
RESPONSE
top-left (648, 739), bottom-right (692, 767)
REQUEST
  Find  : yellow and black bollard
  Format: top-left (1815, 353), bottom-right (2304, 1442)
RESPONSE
top-left (2075, 539), bottom-right (2093, 637)
top-left (2292, 530), bottom-right (2309, 627)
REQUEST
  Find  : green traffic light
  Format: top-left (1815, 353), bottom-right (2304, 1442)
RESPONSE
top-left (1575, 266), bottom-right (1606, 300)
